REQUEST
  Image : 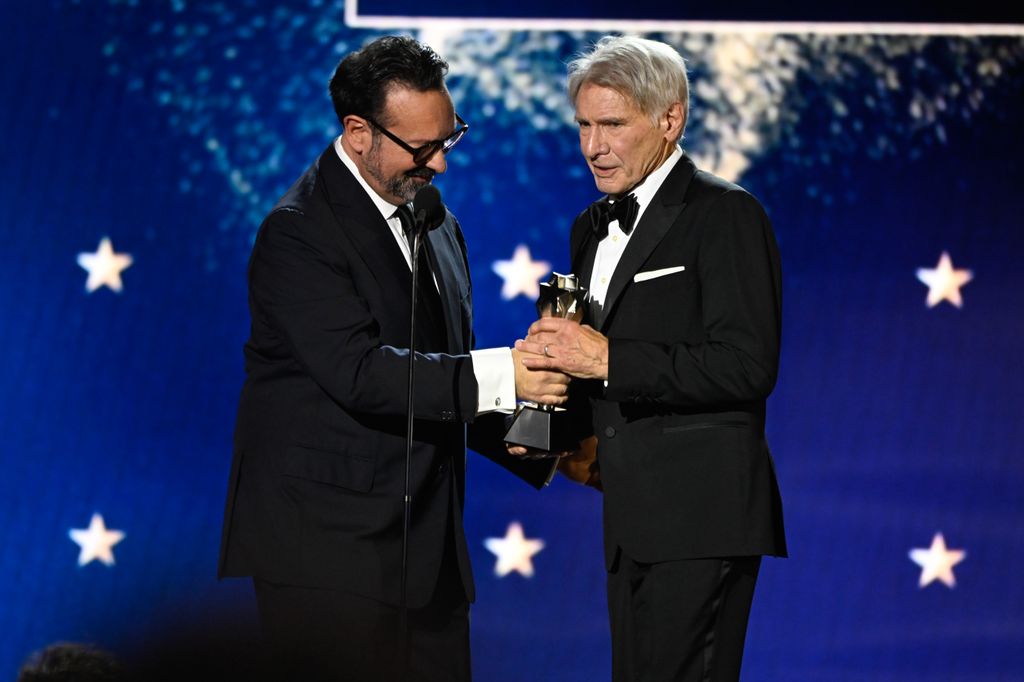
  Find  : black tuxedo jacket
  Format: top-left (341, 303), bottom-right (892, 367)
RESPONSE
top-left (218, 145), bottom-right (549, 608)
top-left (570, 153), bottom-right (787, 568)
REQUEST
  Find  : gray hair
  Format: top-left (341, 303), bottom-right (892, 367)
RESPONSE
top-left (567, 35), bottom-right (689, 140)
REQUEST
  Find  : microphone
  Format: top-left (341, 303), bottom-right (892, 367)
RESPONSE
top-left (412, 184), bottom-right (445, 235)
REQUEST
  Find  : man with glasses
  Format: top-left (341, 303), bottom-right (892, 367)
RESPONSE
top-left (218, 35), bottom-right (567, 681)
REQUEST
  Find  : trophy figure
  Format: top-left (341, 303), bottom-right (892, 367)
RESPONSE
top-left (504, 273), bottom-right (587, 454)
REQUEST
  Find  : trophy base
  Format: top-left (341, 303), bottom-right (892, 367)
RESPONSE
top-left (504, 404), bottom-right (578, 454)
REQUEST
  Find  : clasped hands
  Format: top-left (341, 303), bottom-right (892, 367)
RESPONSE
top-left (508, 319), bottom-right (609, 489)
top-left (512, 316), bottom-right (610, 407)
top-left (515, 317), bottom-right (609, 382)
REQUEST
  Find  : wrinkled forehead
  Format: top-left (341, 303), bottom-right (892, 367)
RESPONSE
top-left (574, 81), bottom-right (644, 117)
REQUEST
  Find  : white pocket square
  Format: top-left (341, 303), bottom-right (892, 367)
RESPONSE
top-left (633, 266), bottom-right (686, 283)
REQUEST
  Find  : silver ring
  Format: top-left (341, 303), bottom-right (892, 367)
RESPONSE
top-left (543, 344), bottom-right (551, 357)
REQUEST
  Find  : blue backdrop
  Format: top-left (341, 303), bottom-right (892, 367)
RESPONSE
top-left (2, 1), bottom-right (1023, 680)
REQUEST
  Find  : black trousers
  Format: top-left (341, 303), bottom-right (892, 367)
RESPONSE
top-left (607, 549), bottom-right (762, 682)
top-left (253, 540), bottom-right (470, 682)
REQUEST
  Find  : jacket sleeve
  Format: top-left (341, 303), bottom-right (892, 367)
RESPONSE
top-left (605, 189), bottom-right (782, 407)
top-left (249, 208), bottom-right (478, 422)
top-left (467, 415), bottom-right (557, 490)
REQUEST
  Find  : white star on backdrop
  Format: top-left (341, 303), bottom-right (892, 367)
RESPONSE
top-left (77, 237), bottom-right (133, 293)
top-left (909, 532), bottom-right (966, 588)
top-left (916, 251), bottom-right (973, 309)
top-left (69, 513), bottom-right (126, 567)
top-left (484, 521), bottom-right (545, 578)
top-left (492, 245), bottom-right (550, 300)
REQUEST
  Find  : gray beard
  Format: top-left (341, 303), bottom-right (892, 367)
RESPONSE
top-left (366, 135), bottom-right (434, 203)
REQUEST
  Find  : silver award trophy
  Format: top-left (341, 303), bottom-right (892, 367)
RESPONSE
top-left (504, 273), bottom-right (587, 454)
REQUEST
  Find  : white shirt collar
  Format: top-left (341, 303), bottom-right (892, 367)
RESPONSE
top-left (614, 145), bottom-right (683, 226)
top-left (333, 135), bottom-right (403, 221)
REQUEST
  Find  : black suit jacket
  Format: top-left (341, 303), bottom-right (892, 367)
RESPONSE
top-left (219, 145), bottom-right (549, 608)
top-left (570, 153), bottom-right (787, 568)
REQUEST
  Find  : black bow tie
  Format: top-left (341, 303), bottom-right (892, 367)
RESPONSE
top-left (588, 194), bottom-right (639, 240)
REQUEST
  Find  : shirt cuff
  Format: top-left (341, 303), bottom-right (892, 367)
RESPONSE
top-left (470, 347), bottom-right (516, 415)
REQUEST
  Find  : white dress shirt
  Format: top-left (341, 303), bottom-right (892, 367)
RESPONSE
top-left (588, 146), bottom-right (683, 307)
top-left (334, 137), bottom-right (515, 415)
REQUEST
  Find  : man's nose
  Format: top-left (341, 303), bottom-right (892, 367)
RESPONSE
top-left (584, 129), bottom-right (608, 159)
top-left (423, 147), bottom-right (447, 174)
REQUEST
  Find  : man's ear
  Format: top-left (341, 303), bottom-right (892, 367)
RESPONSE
top-left (663, 102), bottom-right (685, 142)
top-left (343, 115), bottom-right (372, 154)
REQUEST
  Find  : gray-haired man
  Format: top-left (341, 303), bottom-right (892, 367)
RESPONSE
top-left (517, 36), bottom-right (787, 681)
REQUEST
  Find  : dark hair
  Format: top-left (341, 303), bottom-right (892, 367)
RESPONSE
top-left (329, 35), bottom-right (449, 126)
top-left (18, 642), bottom-right (124, 682)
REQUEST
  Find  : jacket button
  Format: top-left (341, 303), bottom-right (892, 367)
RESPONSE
top-left (604, 426), bottom-right (616, 438)
top-left (438, 461), bottom-right (449, 474)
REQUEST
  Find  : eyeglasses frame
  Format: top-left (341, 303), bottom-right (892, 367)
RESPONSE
top-left (365, 113), bottom-right (469, 166)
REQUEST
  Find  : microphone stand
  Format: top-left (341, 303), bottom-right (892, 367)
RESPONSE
top-left (399, 217), bottom-right (422, 676)
top-left (396, 186), bottom-right (441, 675)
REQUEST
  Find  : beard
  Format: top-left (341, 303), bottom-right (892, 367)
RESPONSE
top-left (365, 135), bottom-right (436, 203)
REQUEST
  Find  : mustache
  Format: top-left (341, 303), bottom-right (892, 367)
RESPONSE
top-left (405, 168), bottom-right (435, 181)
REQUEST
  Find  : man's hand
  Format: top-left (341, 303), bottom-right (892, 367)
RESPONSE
top-left (515, 318), bottom-right (610, 381)
top-left (512, 348), bottom-right (570, 405)
top-left (506, 436), bottom-right (600, 488)
top-left (505, 435), bottom-right (601, 492)
top-left (505, 443), bottom-right (573, 459)
top-left (557, 436), bottom-right (601, 490)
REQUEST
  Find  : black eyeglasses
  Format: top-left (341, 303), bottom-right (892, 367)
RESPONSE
top-left (366, 113), bottom-right (469, 166)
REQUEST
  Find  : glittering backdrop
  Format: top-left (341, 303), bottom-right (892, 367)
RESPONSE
top-left (2, 1), bottom-right (1023, 679)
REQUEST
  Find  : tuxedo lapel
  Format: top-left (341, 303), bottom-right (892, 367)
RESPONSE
top-left (316, 146), bottom-right (412, 297)
top-left (599, 156), bottom-right (696, 332)
top-left (569, 221), bottom-right (598, 325)
top-left (317, 145), bottom-right (468, 354)
top-left (425, 224), bottom-right (468, 354)
top-left (573, 229), bottom-right (598, 288)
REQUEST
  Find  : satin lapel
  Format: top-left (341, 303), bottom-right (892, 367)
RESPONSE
top-left (317, 146), bottom-right (412, 297)
top-left (599, 156), bottom-right (697, 333)
top-left (425, 223), bottom-right (467, 354)
top-left (571, 219), bottom-right (599, 325)
top-left (574, 233), bottom-right (598, 285)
